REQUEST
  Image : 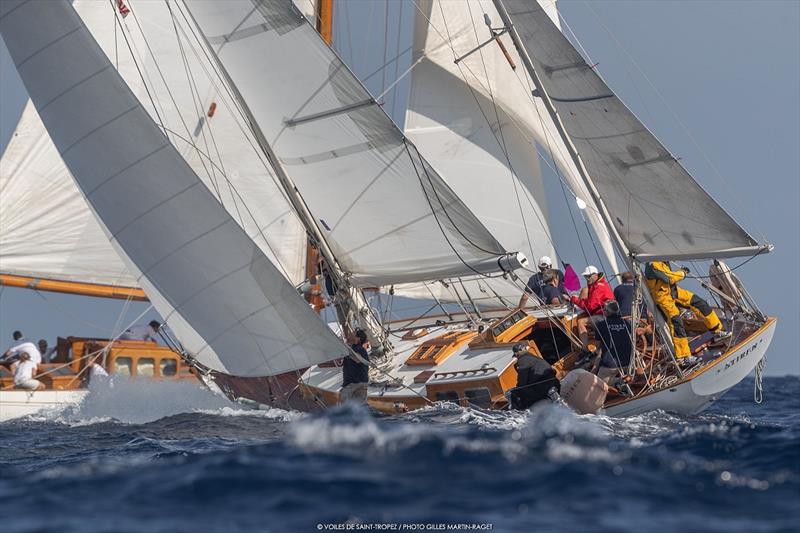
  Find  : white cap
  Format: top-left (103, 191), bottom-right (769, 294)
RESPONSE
top-left (581, 265), bottom-right (599, 277)
top-left (538, 255), bottom-right (552, 268)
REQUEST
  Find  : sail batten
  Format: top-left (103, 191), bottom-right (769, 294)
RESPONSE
top-left (0, 0), bottom-right (346, 377)
top-left (499, 0), bottom-right (762, 260)
top-left (183, 0), bottom-right (516, 288)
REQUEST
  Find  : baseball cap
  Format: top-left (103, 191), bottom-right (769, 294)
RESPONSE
top-left (581, 265), bottom-right (599, 277)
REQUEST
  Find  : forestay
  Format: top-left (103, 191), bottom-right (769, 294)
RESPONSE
top-left (0, 0), bottom-right (308, 289)
top-left (184, 0), bottom-right (517, 288)
top-left (500, 1), bottom-right (763, 260)
top-left (406, 0), bottom-right (619, 274)
top-left (0, 0), bottom-right (347, 376)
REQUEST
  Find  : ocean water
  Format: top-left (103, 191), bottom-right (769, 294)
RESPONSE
top-left (0, 376), bottom-right (797, 533)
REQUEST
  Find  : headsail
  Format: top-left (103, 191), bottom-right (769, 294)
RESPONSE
top-left (406, 0), bottom-right (619, 273)
top-left (0, 0), bottom-right (347, 376)
top-left (499, 1), bottom-right (766, 261)
top-left (183, 0), bottom-right (520, 288)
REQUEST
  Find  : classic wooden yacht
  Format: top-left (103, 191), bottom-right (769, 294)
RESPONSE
top-left (0, 0), bottom-right (776, 421)
top-left (0, 335), bottom-right (197, 422)
top-left (296, 305), bottom-right (776, 416)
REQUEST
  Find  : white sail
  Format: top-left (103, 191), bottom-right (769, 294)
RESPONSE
top-left (406, 0), bottom-right (619, 273)
top-left (0, 0), bottom-right (347, 376)
top-left (0, 100), bottom-right (138, 288)
top-left (500, 0), bottom-right (764, 260)
top-left (0, 0), bottom-right (307, 290)
top-left (183, 0), bottom-right (520, 288)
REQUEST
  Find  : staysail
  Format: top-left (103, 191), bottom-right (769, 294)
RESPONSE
top-left (0, 0), bottom-right (347, 376)
top-left (184, 0), bottom-right (522, 288)
top-left (498, 1), bottom-right (766, 261)
top-left (406, 0), bottom-right (619, 273)
top-left (0, 0), bottom-right (309, 297)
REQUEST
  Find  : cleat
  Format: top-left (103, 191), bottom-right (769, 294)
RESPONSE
top-left (678, 355), bottom-right (700, 368)
top-left (712, 330), bottom-right (733, 343)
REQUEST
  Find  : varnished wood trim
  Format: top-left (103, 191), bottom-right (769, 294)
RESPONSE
top-left (0, 274), bottom-right (147, 301)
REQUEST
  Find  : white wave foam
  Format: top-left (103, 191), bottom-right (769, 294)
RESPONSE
top-left (37, 377), bottom-right (267, 425)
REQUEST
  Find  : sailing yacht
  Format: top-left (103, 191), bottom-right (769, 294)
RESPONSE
top-left (0, 0), bottom-right (775, 419)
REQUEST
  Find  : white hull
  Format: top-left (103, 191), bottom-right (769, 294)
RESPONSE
top-left (604, 319), bottom-right (777, 417)
top-left (0, 389), bottom-right (87, 422)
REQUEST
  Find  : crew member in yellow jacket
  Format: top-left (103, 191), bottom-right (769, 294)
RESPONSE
top-left (645, 261), bottom-right (731, 360)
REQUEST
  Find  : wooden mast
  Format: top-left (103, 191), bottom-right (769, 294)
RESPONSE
top-left (303, 0), bottom-right (334, 313)
top-left (0, 274), bottom-right (148, 301)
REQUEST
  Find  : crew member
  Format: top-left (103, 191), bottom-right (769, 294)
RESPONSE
top-left (13, 352), bottom-right (44, 390)
top-left (518, 256), bottom-right (565, 308)
top-left (120, 320), bottom-right (161, 342)
top-left (593, 300), bottom-right (633, 385)
top-left (541, 270), bottom-right (569, 305)
top-left (2, 331), bottom-right (42, 366)
top-left (37, 339), bottom-right (57, 362)
top-left (508, 343), bottom-right (559, 410)
top-left (613, 272), bottom-right (647, 319)
top-left (340, 329), bottom-right (370, 403)
top-left (645, 261), bottom-right (731, 363)
top-left (570, 266), bottom-right (615, 347)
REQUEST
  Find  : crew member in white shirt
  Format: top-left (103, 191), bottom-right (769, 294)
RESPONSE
top-left (3, 331), bottom-right (42, 365)
top-left (13, 352), bottom-right (44, 390)
top-left (120, 320), bottom-right (161, 342)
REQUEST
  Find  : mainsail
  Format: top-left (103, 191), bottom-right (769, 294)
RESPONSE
top-left (184, 0), bottom-right (521, 288)
top-left (1, 101), bottom-right (139, 289)
top-left (1, 0), bottom-right (308, 295)
top-left (0, 0), bottom-right (347, 376)
top-left (406, 0), bottom-right (619, 273)
top-left (499, 1), bottom-right (766, 261)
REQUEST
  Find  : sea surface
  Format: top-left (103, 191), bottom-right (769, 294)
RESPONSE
top-left (0, 376), bottom-right (797, 533)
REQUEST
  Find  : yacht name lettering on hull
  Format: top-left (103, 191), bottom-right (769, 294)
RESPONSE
top-left (716, 338), bottom-right (764, 374)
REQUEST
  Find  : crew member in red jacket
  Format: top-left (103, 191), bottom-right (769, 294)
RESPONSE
top-left (570, 265), bottom-right (615, 347)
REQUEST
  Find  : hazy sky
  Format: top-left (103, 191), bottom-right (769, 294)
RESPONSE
top-left (1, 1), bottom-right (798, 375)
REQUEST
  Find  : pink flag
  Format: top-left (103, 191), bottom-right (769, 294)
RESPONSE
top-left (563, 264), bottom-right (581, 292)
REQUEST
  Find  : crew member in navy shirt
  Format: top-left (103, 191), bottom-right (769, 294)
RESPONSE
top-left (593, 300), bottom-right (633, 385)
top-left (613, 271), bottom-right (648, 318)
top-left (340, 329), bottom-right (370, 403)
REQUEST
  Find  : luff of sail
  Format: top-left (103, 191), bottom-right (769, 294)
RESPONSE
top-left (183, 0), bottom-right (523, 288)
top-left (499, 1), bottom-right (768, 261)
top-left (1, 0), bottom-right (310, 296)
top-left (406, 0), bottom-right (619, 274)
top-left (0, 0), bottom-right (347, 377)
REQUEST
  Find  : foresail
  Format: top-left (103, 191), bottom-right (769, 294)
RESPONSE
top-left (184, 0), bottom-right (518, 288)
top-left (500, 1), bottom-right (763, 260)
top-left (0, 0), bottom-right (346, 376)
top-left (407, 0), bottom-right (619, 274)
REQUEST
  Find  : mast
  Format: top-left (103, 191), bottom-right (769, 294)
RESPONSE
top-left (302, 0), bottom-right (335, 313)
